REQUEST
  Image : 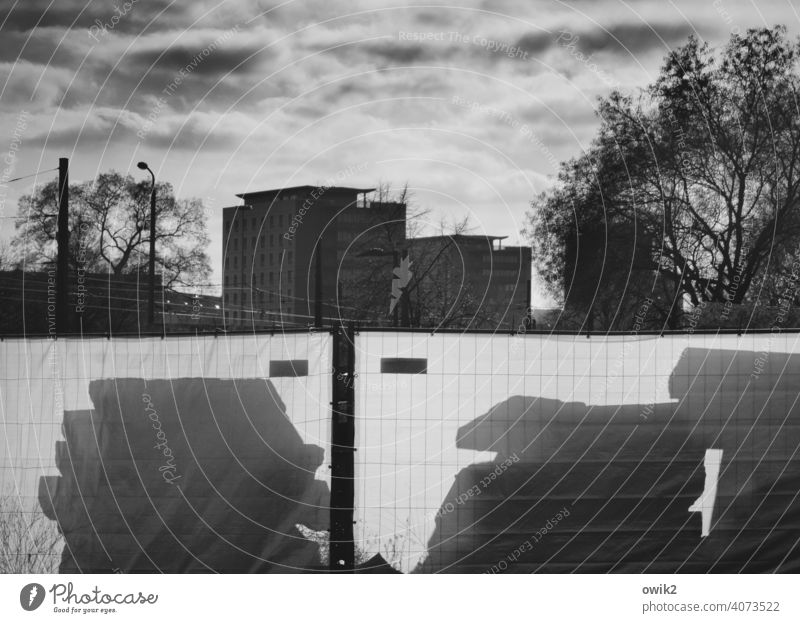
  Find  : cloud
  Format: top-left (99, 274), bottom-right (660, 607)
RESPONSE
top-left (0, 60), bottom-right (76, 111)
top-left (127, 40), bottom-right (267, 79)
top-left (362, 40), bottom-right (430, 64)
top-left (514, 21), bottom-right (700, 61)
top-left (0, 28), bottom-right (88, 67)
top-left (513, 31), bottom-right (555, 56)
top-left (571, 22), bottom-right (700, 55)
top-left (1, 0), bottom-right (798, 294)
top-left (0, 0), bottom-right (191, 34)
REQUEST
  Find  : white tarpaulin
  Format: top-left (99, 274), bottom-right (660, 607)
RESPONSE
top-left (0, 333), bottom-right (332, 572)
top-left (5, 329), bottom-right (800, 573)
top-left (354, 331), bottom-right (800, 573)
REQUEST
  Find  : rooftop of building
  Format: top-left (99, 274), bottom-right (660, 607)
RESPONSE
top-left (411, 234), bottom-right (509, 243)
top-left (235, 185), bottom-right (376, 200)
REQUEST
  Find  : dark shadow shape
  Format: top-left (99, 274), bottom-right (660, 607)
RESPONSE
top-left (416, 348), bottom-right (800, 573)
top-left (40, 378), bottom-right (330, 573)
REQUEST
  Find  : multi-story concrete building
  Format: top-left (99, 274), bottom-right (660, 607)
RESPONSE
top-left (222, 185), bottom-right (406, 328)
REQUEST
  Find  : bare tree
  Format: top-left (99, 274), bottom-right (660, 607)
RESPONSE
top-left (0, 241), bottom-right (16, 270)
top-left (0, 493), bottom-right (61, 573)
top-left (527, 27), bottom-right (800, 330)
top-left (336, 182), bottom-right (421, 324)
top-left (405, 216), bottom-right (499, 328)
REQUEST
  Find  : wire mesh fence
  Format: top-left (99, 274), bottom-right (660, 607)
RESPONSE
top-left (0, 332), bottom-right (332, 572)
top-left (353, 331), bottom-right (800, 572)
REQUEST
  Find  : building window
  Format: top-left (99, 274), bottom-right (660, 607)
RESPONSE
top-left (269, 215), bottom-right (274, 227)
top-left (261, 253), bottom-right (265, 265)
top-left (288, 251), bottom-right (293, 263)
top-left (269, 253), bottom-right (273, 265)
top-left (234, 256), bottom-right (238, 268)
top-left (233, 275), bottom-right (238, 286)
top-left (233, 293), bottom-right (238, 304)
top-left (224, 293), bottom-right (228, 303)
top-left (251, 217), bottom-right (256, 228)
top-left (225, 275), bottom-right (229, 286)
top-left (278, 214), bottom-right (284, 227)
top-left (233, 238), bottom-right (238, 250)
top-left (260, 235), bottom-right (264, 248)
top-left (269, 273), bottom-right (274, 284)
top-left (260, 273), bottom-right (264, 285)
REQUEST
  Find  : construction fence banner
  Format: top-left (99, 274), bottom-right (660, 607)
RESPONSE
top-left (353, 331), bottom-right (800, 573)
top-left (0, 333), bottom-right (332, 573)
top-left (4, 330), bottom-right (800, 574)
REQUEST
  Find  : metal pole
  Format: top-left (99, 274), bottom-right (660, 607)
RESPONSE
top-left (526, 278), bottom-right (531, 310)
top-left (315, 239), bottom-right (323, 328)
top-left (392, 248), bottom-right (399, 328)
top-left (148, 174), bottom-right (156, 327)
top-left (56, 157), bottom-right (70, 335)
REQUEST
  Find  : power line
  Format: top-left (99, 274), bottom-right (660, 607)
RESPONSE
top-left (2, 168), bottom-right (58, 184)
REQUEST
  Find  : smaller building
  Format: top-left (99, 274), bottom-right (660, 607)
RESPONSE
top-left (407, 234), bottom-right (531, 330)
top-left (0, 270), bottom-right (221, 335)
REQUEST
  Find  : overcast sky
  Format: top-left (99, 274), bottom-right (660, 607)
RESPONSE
top-left (1, 0), bottom-right (798, 298)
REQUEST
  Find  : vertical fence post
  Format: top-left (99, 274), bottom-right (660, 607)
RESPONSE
top-left (329, 323), bottom-right (355, 571)
top-left (315, 243), bottom-right (323, 328)
top-left (56, 157), bottom-right (70, 335)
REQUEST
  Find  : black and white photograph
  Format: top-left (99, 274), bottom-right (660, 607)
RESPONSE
top-left (1, 0), bottom-right (799, 620)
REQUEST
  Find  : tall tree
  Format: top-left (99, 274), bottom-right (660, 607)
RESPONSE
top-left (527, 26), bottom-right (800, 330)
top-left (11, 171), bottom-right (211, 288)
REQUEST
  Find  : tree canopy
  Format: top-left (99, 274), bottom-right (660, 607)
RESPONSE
top-left (11, 171), bottom-right (211, 289)
top-left (527, 26), bottom-right (800, 330)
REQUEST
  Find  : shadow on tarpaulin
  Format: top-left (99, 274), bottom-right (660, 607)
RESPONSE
top-left (417, 348), bottom-right (800, 573)
top-left (39, 378), bottom-right (330, 572)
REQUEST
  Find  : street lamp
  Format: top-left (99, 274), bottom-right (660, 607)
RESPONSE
top-left (137, 161), bottom-right (156, 327)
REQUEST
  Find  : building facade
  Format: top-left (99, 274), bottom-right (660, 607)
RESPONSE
top-left (407, 235), bottom-right (531, 330)
top-left (221, 185), bottom-right (406, 328)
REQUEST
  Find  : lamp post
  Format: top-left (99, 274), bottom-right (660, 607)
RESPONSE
top-left (137, 161), bottom-right (156, 327)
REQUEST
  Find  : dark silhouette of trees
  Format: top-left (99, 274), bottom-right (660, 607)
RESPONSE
top-left (527, 26), bottom-right (800, 330)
